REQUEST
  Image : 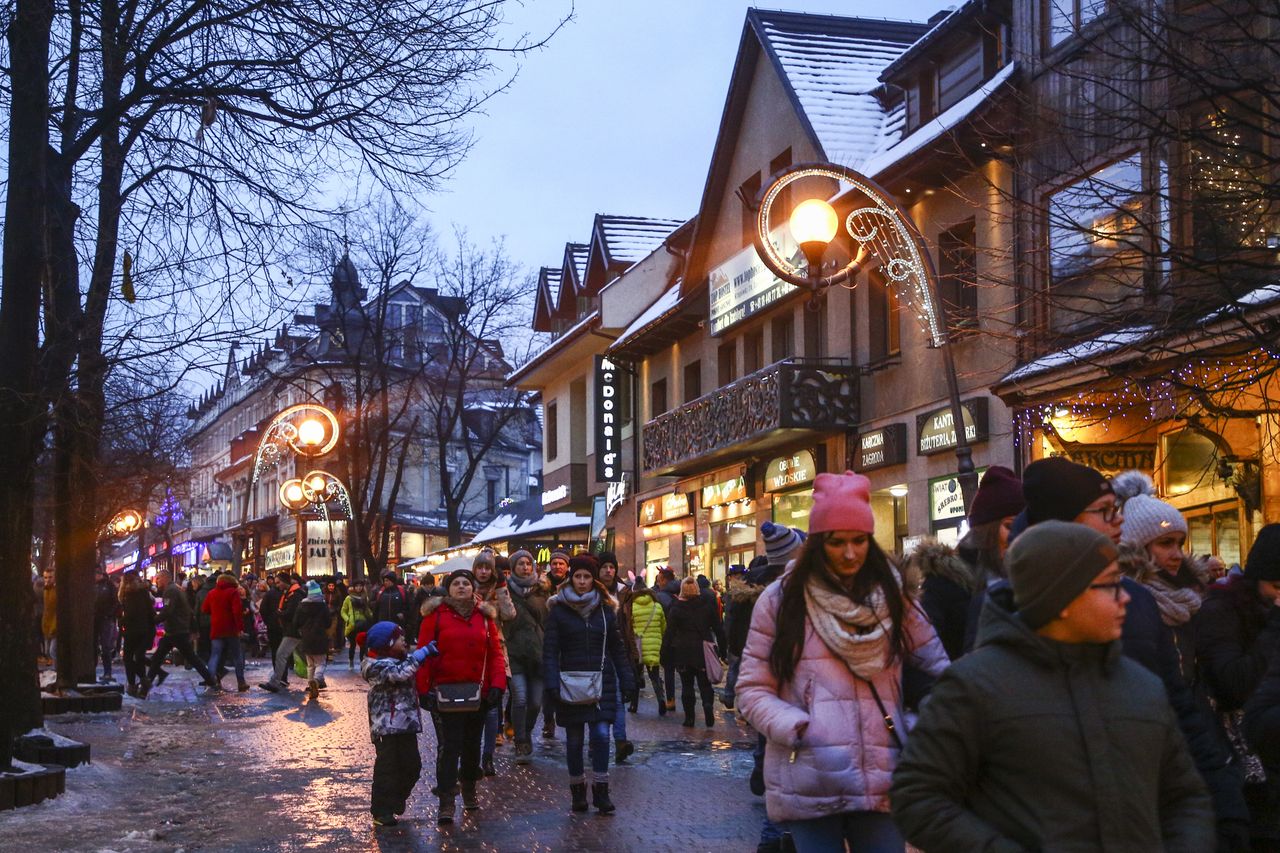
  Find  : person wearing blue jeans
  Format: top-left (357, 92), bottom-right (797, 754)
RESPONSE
top-left (506, 671), bottom-right (543, 764)
top-left (481, 704), bottom-right (500, 775)
top-left (565, 721), bottom-right (612, 799)
top-left (612, 680), bottom-right (633, 764)
top-left (783, 812), bottom-right (902, 852)
top-left (208, 635), bottom-right (247, 691)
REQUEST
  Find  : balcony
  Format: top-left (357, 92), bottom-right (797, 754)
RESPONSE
top-left (642, 359), bottom-right (858, 476)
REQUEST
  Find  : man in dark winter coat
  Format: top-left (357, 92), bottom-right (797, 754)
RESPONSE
top-left (373, 570), bottom-right (408, 631)
top-left (93, 568), bottom-right (121, 683)
top-left (261, 573), bottom-right (286, 667)
top-left (893, 522), bottom-right (1214, 851)
top-left (143, 569), bottom-right (216, 695)
top-left (992, 458), bottom-right (1250, 849)
top-left (260, 573), bottom-right (306, 692)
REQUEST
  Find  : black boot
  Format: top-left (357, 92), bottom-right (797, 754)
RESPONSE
top-left (682, 712), bottom-right (695, 727)
top-left (615, 740), bottom-right (635, 765)
top-left (482, 754), bottom-right (496, 776)
top-left (437, 795), bottom-right (455, 825)
top-left (591, 781), bottom-right (616, 814)
top-left (570, 782), bottom-right (589, 813)
top-left (461, 779), bottom-right (480, 811)
top-left (705, 704), bottom-right (716, 727)
top-left (682, 696), bottom-right (696, 727)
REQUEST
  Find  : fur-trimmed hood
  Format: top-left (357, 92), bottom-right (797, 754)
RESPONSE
top-left (1117, 542), bottom-right (1213, 589)
top-left (908, 538), bottom-right (979, 595)
top-left (727, 574), bottom-right (767, 606)
top-left (420, 594), bottom-right (497, 620)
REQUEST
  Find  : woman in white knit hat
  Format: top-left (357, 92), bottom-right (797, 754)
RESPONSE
top-left (1113, 470), bottom-right (1211, 684)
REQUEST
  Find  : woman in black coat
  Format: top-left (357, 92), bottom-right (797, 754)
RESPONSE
top-left (119, 571), bottom-right (155, 696)
top-left (661, 576), bottom-right (719, 728)
top-left (543, 555), bottom-right (635, 815)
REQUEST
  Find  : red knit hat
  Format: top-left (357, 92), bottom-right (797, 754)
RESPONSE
top-left (809, 472), bottom-right (875, 534)
top-left (968, 466), bottom-right (1025, 526)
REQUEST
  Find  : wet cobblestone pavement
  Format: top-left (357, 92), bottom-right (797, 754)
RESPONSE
top-left (2, 660), bottom-right (765, 852)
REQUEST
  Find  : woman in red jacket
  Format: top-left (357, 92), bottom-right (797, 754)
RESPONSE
top-left (416, 568), bottom-right (506, 825)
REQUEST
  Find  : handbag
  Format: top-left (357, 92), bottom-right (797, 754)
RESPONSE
top-left (430, 609), bottom-right (488, 713)
top-left (703, 640), bottom-right (724, 683)
top-left (559, 611), bottom-right (607, 705)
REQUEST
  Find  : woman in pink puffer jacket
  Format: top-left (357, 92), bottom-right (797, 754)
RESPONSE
top-left (738, 472), bottom-right (948, 853)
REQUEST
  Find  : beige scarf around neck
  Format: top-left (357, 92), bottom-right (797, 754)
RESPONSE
top-left (803, 568), bottom-right (898, 680)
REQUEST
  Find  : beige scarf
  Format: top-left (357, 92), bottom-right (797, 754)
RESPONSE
top-left (1144, 574), bottom-right (1203, 627)
top-left (804, 569), bottom-right (897, 679)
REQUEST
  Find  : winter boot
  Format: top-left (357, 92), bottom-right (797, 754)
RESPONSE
top-left (482, 754), bottom-right (496, 776)
top-left (237, 680), bottom-right (250, 692)
top-left (570, 782), bottom-right (589, 813)
top-left (628, 699), bottom-right (638, 714)
top-left (437, 796), bottom-right (455, 825)
top-left (615, 740), bottom-right (635, 765)
top-left (705, 704), bottom-right (716, 728)
top-left (515, 740), bottom-right (532, 765)
top-left (591, 781), bottom-right (616, 815)
top-left (306, 679), bottom-right (320, 700)
top-left (664, 697), bottom-right (676, 712)
top-left (461, 779), bottom-right (481, 811)
top-left (682, 695), bottom-right (696, 727)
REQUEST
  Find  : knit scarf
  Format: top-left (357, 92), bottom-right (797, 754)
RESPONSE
top-left (507, 572), bottom-right (538, 596)
top-left (475, 577), bottom-right (498, 602)
top-left (444, 596), bottom-right (476, 620)
top-left (803, 570), bottom-right (896, 679)
top-left (558, 585), bottom-right (601, 620)
top-left (1144, 574), bottom-right (1203, 627)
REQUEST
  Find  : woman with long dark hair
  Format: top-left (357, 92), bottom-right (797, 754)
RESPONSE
top-left (738, 472), bottom-right (948, 852)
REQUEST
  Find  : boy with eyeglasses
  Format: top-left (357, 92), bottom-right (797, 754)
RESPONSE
top-left (892, 521), bottom-right (1214, 850)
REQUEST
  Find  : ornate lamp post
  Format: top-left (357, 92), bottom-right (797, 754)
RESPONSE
top-left (279, 469), bottom-right (351, 577)
top-left (751, 162), bottom-right (978, 514)
top-left (233, 403), bottom-right (340, 573)
top-left (105, 509), bottom-right (144, 540)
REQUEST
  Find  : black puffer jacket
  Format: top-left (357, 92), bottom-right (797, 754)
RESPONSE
top-left (661, 594), bottom-right (718, 670)
top-left (1198, 575), bottom-right (1280, 712)
top-left (120, 587), bottom-right (155, 643)
top-left (542, 587), bottom-right (634, 726)
top-left (891, 588), bottom-right (1215, 852)
top-left (293, 596), bottom-right (332, 655)
top-left (913, 539), bottom-right (979, 661)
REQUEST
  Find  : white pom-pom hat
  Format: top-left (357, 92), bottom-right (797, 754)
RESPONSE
top-left (1113, 470), bottom-right (1187, 547)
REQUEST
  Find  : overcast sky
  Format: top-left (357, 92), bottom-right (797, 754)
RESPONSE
top-left (431, 0), bottom-right (951, 276)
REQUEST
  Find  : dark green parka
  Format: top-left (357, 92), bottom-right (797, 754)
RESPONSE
top-left (891, 589), bottom-right (1214, 853)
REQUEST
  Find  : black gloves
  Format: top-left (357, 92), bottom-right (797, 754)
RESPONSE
top-left (485, 687), bottom-right (503, 708)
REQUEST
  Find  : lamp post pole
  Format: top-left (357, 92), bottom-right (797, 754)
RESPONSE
top-left (752, 162), bottom-right (978, 514)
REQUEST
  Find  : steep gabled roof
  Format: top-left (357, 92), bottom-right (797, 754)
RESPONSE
top-left (554, 242), bottom-right (590, 317)
top-left (751, 9), bottom-right (929, 167)
top-left (583, 214), bottom-right (686, 295)
top-left (532, 266), bottom-right (563, 333)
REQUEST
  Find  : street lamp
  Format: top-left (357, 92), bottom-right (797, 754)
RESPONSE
top-left (106, 509), bottom-right (144, 539)
top-left (278, 469), bottom-right (352, 577)
top-left (751, 162), bottom-right (978, 514)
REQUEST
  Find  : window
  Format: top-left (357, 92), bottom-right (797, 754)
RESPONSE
top-left (650, 378), bottom-right (668, 418)
top-left (803, 293), bottom-right (828, 359)
top-left (739, 172), bottom-right (762, 245)
top-left (868, 269), bottom-right (901, 361)
top-left (938, 219), bottom-right (979, 327)
top-left (1047, 153), bottom-right (1145, 286)
top-left (744, 328), bottom-right (765, 373)
top-left (1192, 111), bottom-right (1273, 258)
top-left (772, 313), bottom-right (795, 361)
top-left (487, 479), bottom-right (498, 513)
top-left (1047, 0), bottom-right (1105, 48)
top-left (718, 341), bottom-right (737, 386)
top-left (546, 400), bottom-right (558, 461)
top-left (683, 361), bottom-right (702, 404)
top-left (768, 148), bottom-right (793, 231)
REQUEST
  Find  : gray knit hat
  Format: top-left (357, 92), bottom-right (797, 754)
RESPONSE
top-left (1007, 521), bottom-right (1119, 629)
top-left (509, 549), bottom-right (534, 568)
top-left (761, 521), bottom-right (806, 565)
top-left (1112, 471), bottom-right (1187, 547)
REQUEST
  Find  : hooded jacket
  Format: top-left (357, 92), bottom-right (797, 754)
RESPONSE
top-left (157, 581), bottom-right (193, 635)
top-left (293, 593), bottom-right (332, 655)
top-left (362, 653), bottom-right (423, 740)
top-left (1118, 543), bottom-right (1211, 687)
top-left (414, 596), bottom-right (506, 696)
top-left (627, 589), bottom-right (666, 667)
top-left (201, 576), bottom-right (244, 639)
top-left (913, 539), bottom-right (980, 661)
top-left (891, 589), bottom-right (1215, 852)
top-left (737, 574), bottom-right (948, 823)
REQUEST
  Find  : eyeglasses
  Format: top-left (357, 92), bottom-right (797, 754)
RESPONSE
top-left (1089, 581), bottom-right (1125, 601)
top-left (1080, 503), bottom-right (1122, 523)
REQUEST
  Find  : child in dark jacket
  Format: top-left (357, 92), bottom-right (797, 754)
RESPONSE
top-left (359, 621), bottom-right (438, 827)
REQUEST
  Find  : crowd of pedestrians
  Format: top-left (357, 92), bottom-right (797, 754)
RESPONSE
top-left (63, 456), bottom-right (1280, 849)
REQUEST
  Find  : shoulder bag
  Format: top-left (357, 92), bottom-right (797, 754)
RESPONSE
top-left (431, 610), bottom-right (488, 713)
top-left (559, 611), bottom-right (607, 705)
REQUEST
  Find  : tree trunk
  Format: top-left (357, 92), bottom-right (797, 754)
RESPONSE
top-left (0, 0), bottom-right (55, 769)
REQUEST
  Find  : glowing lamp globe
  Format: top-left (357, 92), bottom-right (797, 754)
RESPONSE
top-left (296, 418), bottom-right (326, 449)
top-left (280, 479), bottom-right (308, 511)
top-left (307, 474), bottom-right (327, 493)
top-left (790, 198), bottom-right (839, 248)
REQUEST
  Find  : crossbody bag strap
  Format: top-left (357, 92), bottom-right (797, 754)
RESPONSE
top-left (864, 678), bottom-right (903, 750)
top-left (598, 609), bottom-right (608, 669)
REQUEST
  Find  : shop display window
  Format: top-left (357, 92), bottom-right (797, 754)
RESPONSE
top-left (771, 489), bottom-right (814, 531)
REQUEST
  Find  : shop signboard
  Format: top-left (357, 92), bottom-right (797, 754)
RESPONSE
top-left (702, 476), bottom-right (748, 507)
top-left (639, 492), bottom-right (692, 526)
top-left (917, 398), bottom-right (989, 456)
top-left (264, 542), bottom-right (297, 572)
top-left (765, 450), bottom-right (817, 492)
top-left (594, 356), bottom-right (624, 482)
top-left (853, 424), bottom-right (908, 472)
top-left (605, 474), bottom-right (629, 518)
top-left (708, 226), bottom-right (801, 336)
top-left (929, 468), bottom-right (990, 522)
top-left (304, 519), bottom-right (346, 575)
top-left (541, 484), bottom-right (568, 506)
top-left (1044, 431), bottom-right (1155, 476)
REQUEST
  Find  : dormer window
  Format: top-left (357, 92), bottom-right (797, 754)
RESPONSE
top-left (1046, 0), bottom-right (1105, 49)
top-left (906, 69), bottom-right (939, 132)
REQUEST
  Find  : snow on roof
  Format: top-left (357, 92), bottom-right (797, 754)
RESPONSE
top-left (569, 244), bottom-right (589, 285)
top-left (1198, 284), bottom-right (1280, 323)
top-left (471, 505), bottom-right (590, 545)
top-left (753, 11), bottom-right (927, 167)
top-left (611, 286), bottom-right (682, 349)
top-left (599, 216), bottom-right (685, 265)
top-left (507, 310), bottom-right (600, 383)
top-left (862, 62), bottom-right (1017, 177)
top-left (1000, 325), bottom-right (1157, 384)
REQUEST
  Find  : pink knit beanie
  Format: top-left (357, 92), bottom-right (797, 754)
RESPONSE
top-left (809, 471), bottom-right (875, 534)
